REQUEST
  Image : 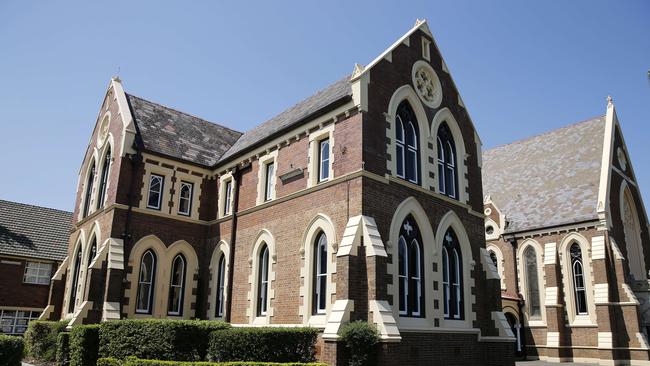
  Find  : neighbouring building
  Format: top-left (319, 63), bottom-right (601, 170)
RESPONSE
top-left (0, 199), bottom-right (70, 335)
top-left (483, 99), bottom-right (650, 365)
top-left (40, 20), bottom-right (515, 365)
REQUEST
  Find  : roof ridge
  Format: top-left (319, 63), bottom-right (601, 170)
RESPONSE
top-left (484, 114), bottom-right (606, 154)
top-left (0, 199), bottom-right (72, 215)
top-left (125, 93), bottom-right (243, 136)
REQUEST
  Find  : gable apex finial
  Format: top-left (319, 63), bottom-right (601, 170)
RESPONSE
top-left (607, 95), bottom-right (614, 108)
top-left (415, 18), bottom-right (426, 27)
top-left (111, 75), bottom-right (122, 83)
top-left (351, 63), bottom-right (365, 79)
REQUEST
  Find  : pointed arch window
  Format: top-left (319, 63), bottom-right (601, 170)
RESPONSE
top-left (82, 162), bottom-right (96, 218)
top-left (312, 232), bottom-right (328, 314)
top-left (97, 147), bottom-right (111, 209)
top-left (437, 122), bottom-right (458, 199)
top-left (215, 254), bottom-right (226, 318)
top-left (257, 244), bottom-right (269, 316)
top-left (524, 247), bottom-right (541, 318)
top-left (68, 246), bottom-right (83, 313)
top-left (395, 101), bottom-right (419, 184)
top-left (397, 215), bottom-right (424, 317)
top-left (489, 250), bottom-right (498, 268)
top-left (570, 243), bottom-right (588, 315)
top-left (136, 250), bottom-right (156, 314)
top-left (168, 254), bottom-right (186, 316)
top-left (442, 228), bottom-right (463, 319)
top-left (178, 181), bottom-right (193, 216)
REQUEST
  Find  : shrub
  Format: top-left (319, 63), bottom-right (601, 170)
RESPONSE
top-left (70, 324), bottom-right (100, 366)
top-left (99, 319), bottom-right (230, 361)
top-left (338, 321), bottom-right (379, 366)
top-left (122, 357), bottom-right (326, 366)
top-left (24, 320), bottom-right (68, 362)
top-left (56, 332), bottom-right (71, 366)
top-left (97, 358), bottom-right (123, 366)
top-left (207, 327), bottom-right (318, 363)
top-left (0, 334), bottom-right (24, 366)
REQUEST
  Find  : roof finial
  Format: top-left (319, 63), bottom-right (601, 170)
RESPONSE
top-left (415, 18), bottom-right (426, 27)
top-left (112, 66), bottom-right (121, 83)
top-left (607, 95), bottom-right (613, 108)
top-left (351, 63), bottom-right (365, 79)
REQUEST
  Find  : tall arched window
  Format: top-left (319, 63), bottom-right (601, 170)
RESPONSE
top-left (88, 237), bottom-right (97, 265)
top-left (257, 244), bottom-right (269, 316)
top-left (215, 254), bottom-right (226, 318)
top-left (68, 246), bottom-right (83, 313)
top-left (489, 250), bottom-right (498, 268)
top-left (96, 147), bottom-right (111, 210)
top-left (312, 232), bottom-right (328, 315)
top-left (136, 250), bottom-right (156, 314)
top-left (570, 243), bottom-right (588, 315)
top-left (395, 101), bottom-right (419, 184)
top-left (398, 215), bottom-right (424, 317)
top-left (437, 122), bottom-right (458, 199)
top-left (524, 247), bottom-right (541, 318)
top-left (82, 162), bottom-right (96, 218)
top-left (168, 254), bottom-right (186, 316)
top-left (442, 228), bottom-right (463, 319)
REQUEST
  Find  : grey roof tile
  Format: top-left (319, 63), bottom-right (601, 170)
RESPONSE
top-left (482, 116), bottom-right (606, 233)
top-left (0, 200), bottom-right (72, 261)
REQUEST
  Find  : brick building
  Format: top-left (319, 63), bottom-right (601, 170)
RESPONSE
top-left (0, 200), bottom-right (70, 335)
top-left (42, 20), bottom-right (515, 365)
top-left (483, 100), bottom-right (650, 364)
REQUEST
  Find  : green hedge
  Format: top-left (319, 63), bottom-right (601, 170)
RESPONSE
top-left (97, 357), bottom-right (123, 366)
top-left (338, 321), bottom-right (379, 366)
top-left (24, 320), bottom-right (68, 362)
top-left (122, 357), bottom-right (326, 366)
top-left (0, 334), bottom-right (24, 366)
top-left (99, 320), bottom-right (230, 361)
top-left (207, 328), bottom-right (318, 363)
top-left (70, 324), bottom-right (100, 366)
top-left (56, 332), bottom-right (70, 366)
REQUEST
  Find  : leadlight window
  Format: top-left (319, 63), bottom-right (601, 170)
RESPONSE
top-left (437, 122), bottom-right (458, 199)
top-left (82, 162), bottom-right (96, 218)
top-left (397, 215), bottom-right (424, 317)
top-left (68, 246), bottom-right (82, 313)
top-left (257, 244), bottom-right (269, 316)
top-left (97, 147), bottom-right (111, 209)
top-left (312, 232), bottom-right (328, 315)
top-left (570, 243), bottom-right (588, 315)
top-left (395, 101), bottom-right (419, 184)
top-left (215, 254), bottom-right (226, 318)
top-left (136, 250), bottom-right (156, 314)
top-left (178, 181), bottom-right (193, 216)
top-left (442, 228), bottom-right (463, 319)
top-left (168, 254), bottom-right (186, 316)
top-left (223, 180), bottom-right (233, 215)
top-left (318, 139), bottom-right (330, 182)
top-left (264, 162), bottom-right (274, 201)
top-left (23, 261), bottom-right (52, 285)
top-left (524, 246), bottom-right (541, 318)
top-left (147, 174), bottom-right (164, 210)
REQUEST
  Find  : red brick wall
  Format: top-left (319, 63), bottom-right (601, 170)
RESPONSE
top-left (0, 257), bottom-right (56, 309)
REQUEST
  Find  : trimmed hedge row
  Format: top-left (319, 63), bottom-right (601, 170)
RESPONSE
top-left (99, 320), bottom-right (230, 361)
top-left (71, 324), bottom-right (100, 366)
top-left (0, 334), bottom-right (24, 366)
top-left (207, 328), bottom-right (318, 363)
top-left (24, 320), bottom-right (68, 362)
top-left (56, 332), bottom-right (71, 366)
top-left (338, 321), bottom-right (379, 366)
top-left (97, 357), bottom-right (327, 366)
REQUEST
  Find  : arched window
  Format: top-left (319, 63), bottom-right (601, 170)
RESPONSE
top-left (257, 244), bottom-right (269, 316)
top-left (82, 162), bottom-right (96, 218)
top-left (68, 246), bottom-right (83, 313)
top-left (168, 254), bottom-right (186, 316)
top-left (395, 101), bottom-right (419, 184)
top-left (312, 232), bottom-right (328, 315)
top-left (88, 237), bottom-right (97, 265)
top-left (215, 254), bottom-right (226, 318)
top-left (524, 246), bottom-right (541, 318)
top-left (489, 250), bottom-right (498, 268)
top-left (96, 147), bottom-right (111, 210)
top-left (398, 215), bottom-right (424, 317)
top-left (136, 250), bottom-right (156, 314)
top-left (442, 228), bottom-right (463, 319)
top-left (437, 123), bottom-right (458, 199)
top-left (570, 243), bottom-right (588, 315)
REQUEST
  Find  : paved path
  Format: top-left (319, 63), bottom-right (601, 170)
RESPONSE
top-left (517, 361), bottom-right (598, 366)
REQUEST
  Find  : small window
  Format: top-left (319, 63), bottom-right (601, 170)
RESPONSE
top-left (178, 181), bottom-right (193, 216)
top-left (395, 101), bottom-right (419, 184)
top-left (257, 244), bottom-right (269, 316)
top-left (147, 174), bottom-right (164, 210)
top-left (223, 180), bottom-right (233, 215)
top-left (422, 37), bottom-right (431, 61)
top-left (23, 261), bottom-right (53, 285)
top-left (136, 250), bottom-right (156, 314)
top-left (168, 254), bottom-right (186, 316)
top-left (570, 243), bottom-right (588, 315)
top-left (318, 139), bottom-right (330, 182)
top-left (215, 254), bottom-right (226, 318)
top-left (264, 162), bottom-right (274, 201)
top-left (312, 232), bottom-right (328, 315)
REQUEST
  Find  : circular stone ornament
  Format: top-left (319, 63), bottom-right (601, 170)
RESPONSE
top-left (617, 147), bottom-right (628, 172)
top-left (484, 208), bottom-right (492, 216)
top-left (97, 114), bottom-right (110, 146)
top-left (411, 60), bottom-right (442, 108)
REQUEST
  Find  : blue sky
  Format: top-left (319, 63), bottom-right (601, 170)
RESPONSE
top-left (1, 1), bottom-right (648, 213)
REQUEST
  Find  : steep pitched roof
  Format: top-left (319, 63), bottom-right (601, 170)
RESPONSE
top-left (482, 116), bottom-right (606, 233)
top-left (219, 75), bottom-right (353, 162)
top-left (126, 94), bottom-right (243, 167)
top-left (0, 200), bottom-right (71, 261)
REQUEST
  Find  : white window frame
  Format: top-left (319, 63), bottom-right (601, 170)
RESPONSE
top-left (136, 250), bottom-right (156, 314)
top-left (219, 173), bottom-right (235, 218)
top-left (167, 254), bottom-right (186, 316)
top-left (318, 138), bottom-right (330, 183)
top-left (0, 309), bottom-right (41, 335)
top-left (257, 245), bottom-right (269, 317)
top-left (256, 151), bottom-right (278, 205)
top-left (177, 181), bottom-right (193, 216)
top-left (308, 125), bottom-right (334, 188)
top-left (313, 232), bottom-right (328, 315)
top-left (216, 254), bottom-right (226, 318)
top-left (147, 174), bottom-right (164, 210)
top-left (23, 261), bottom-right (53, 285)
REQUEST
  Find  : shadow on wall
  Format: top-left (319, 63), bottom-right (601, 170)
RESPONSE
top-left (0, 224), bottom-right (35, 249)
